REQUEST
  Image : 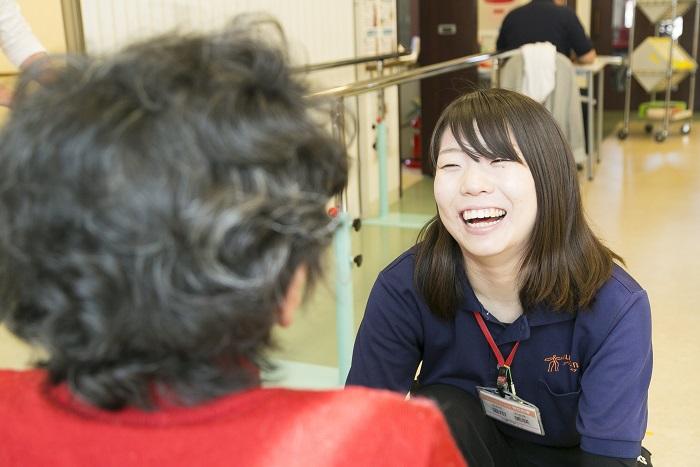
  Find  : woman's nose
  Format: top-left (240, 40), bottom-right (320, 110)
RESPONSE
top-left (459, 164), bottom-right (493, 196)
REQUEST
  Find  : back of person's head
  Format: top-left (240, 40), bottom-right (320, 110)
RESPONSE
top-left (416, 88), bottom-right (619, 319)
top-left (0, 18), bottom-right (348, 410)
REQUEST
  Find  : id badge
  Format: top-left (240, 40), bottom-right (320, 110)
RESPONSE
top-left (476, 386), bottom-right (545, 436)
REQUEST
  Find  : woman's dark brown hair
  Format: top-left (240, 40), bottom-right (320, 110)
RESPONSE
top-left (415, 88), bottom-right (621, 320)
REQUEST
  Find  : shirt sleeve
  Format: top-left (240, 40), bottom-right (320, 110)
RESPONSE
top-left (496, 15), bottom-right (510, 52)
top-left (566, 10), bottom-right (594, 57)
top-left (0, 0), bottom-right (46, 68)
top-left (345, 272), bottom-right (423, 392)
top-left (577, 290), bottom-right (652, 458)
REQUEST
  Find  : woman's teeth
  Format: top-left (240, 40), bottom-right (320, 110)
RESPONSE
top-left (462, 208), bottom-right (506, 225)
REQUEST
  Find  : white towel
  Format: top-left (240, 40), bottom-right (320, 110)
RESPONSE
top-left (521, 42), bottom-right (557, 103)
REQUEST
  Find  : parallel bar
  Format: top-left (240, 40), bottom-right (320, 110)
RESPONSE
top-left (293, 51), bottom-right (409, 73)
top-left (363, 212), bottom-right (433, 229)
top-left (310, 50), bottom-right (519, 99)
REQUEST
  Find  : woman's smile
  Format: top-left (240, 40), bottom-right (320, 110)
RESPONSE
top-left (434, 129), bottom-right (537, 262)
top-left (461, 208), bottom-right (507, 229)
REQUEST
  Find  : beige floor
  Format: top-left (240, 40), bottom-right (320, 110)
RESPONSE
top-left (273, 118), bottom-right (700, 466)
top-left (579, 121), bottom-right (700, 466)
top-left (1, 117), bottom-right (699, 465)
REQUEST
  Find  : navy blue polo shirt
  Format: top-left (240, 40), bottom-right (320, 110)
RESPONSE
top-left (346, 250), bottom-right (652, 459)
top-left (496, 0), bottom-right (593, 58)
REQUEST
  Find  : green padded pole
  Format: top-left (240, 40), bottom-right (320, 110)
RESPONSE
top-left (333, 210), bottom-right (354, 384)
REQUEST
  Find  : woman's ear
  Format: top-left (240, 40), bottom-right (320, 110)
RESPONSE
top-left (278, 265), bottom-right (307, 328)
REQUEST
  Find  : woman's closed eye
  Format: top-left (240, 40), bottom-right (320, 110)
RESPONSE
top-left (490, 158), bottom-right (510, 166)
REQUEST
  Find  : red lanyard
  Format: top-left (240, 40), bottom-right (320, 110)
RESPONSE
top-left (473, 312), bottom-right (520, 395)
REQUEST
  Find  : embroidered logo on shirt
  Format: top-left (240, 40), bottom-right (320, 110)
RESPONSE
top-left (544, 354), bottom-right (579, 373)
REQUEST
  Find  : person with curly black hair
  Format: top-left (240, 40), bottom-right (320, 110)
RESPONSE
top-left (0, 18), bottom-right (465, 467)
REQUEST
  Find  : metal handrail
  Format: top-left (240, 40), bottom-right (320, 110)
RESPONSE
top-left (296, 36), bottom-right (420, 73)
top-left (293, 50), bottom-right (410, 73)
top-left (309, 49), bottom-right (519, 99)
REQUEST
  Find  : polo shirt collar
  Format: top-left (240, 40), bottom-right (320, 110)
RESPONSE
top-left (457, 274), bottom-right (530, 343)
top-left (526, 303), bottom-right (577, 327)
top-left (459, 274), bottom-right (485, 316)
top-left (458, 272), bottom-right (576, 337)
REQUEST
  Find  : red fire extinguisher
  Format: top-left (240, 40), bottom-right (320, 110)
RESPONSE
top-left (404, 107), bottom-right (422, 169)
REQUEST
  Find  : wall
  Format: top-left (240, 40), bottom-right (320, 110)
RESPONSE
top-left (0, 1), bottom-right (405, 218)
top-left (80, 0), bottom-right (355, 62)
top-left (353, 0), bottom-right (400, 216)
top-left (76, 0), bottom-right (402, 217)
top-left (577, 0), bottom-right (592, 34)
top-left (0, 1), bottom-right (66, 123)
top-left (477, 0), bottom-right (527, 52)
top-left (0, 0), bottom-right (66, 72)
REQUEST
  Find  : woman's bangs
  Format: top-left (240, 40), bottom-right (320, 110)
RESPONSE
top-left (449, 98), bottom-right (520, 163)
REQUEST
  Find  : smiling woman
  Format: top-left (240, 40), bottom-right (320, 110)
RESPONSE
top-left (434, 128), bottom-right (537, 302)
top-left (346, 88), bottom-right (653, 467)
top-left (421, 88), bottom-right (614, 321)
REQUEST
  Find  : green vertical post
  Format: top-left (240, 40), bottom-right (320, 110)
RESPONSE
top-left (375, 63), bottom-right (389, 219)
top-left (330, 97), bottom-right (354, 385)
top-left (333, 211), bottom-right (354, 384)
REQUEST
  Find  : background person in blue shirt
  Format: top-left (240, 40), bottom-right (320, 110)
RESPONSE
top-left (346, 89), bottom-right (652, 467)
top-left (496, 0), bottom-right (596, 64)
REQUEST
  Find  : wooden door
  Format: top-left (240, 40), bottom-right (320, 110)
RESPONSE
top-left (419, 0), bottom-right (479, 174)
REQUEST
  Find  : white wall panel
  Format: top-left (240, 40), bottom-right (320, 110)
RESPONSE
top-left (78, 0), bottom-right (404, 218)
top-left (80, 0), bottom-right (356, 64)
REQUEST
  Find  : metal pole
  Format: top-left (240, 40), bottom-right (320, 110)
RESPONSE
top-left (60, 0), bottom-right (86, 54)
top-left (294, 50), bottom-right (409, 73)
top-left (587, 70), bottom-right (595, 180)
top-left (310, 51), bottom-right (516, 100)
top-left (688, 0), bottom-right (700, 124)
top-left (354, 95), bottom-right (364, 218)
top-left (330, 97), bottom-right (354, 385)
top-left (376, 119), bottom-right (389, 217)
top-left (332, 99), bottom-right (349, 210)
top-left (597, 66), bottom-right (605, 162)
top-left (661, 0), bottom-right (678, 140)
top-left (333, 210), bottom-right (354, 385)
top-left (492, 56), bottom-right (501, 88)
top-left (375, 60), bottom-right (390, 218)
top-left (622, 0), bottom-right (637, 137)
